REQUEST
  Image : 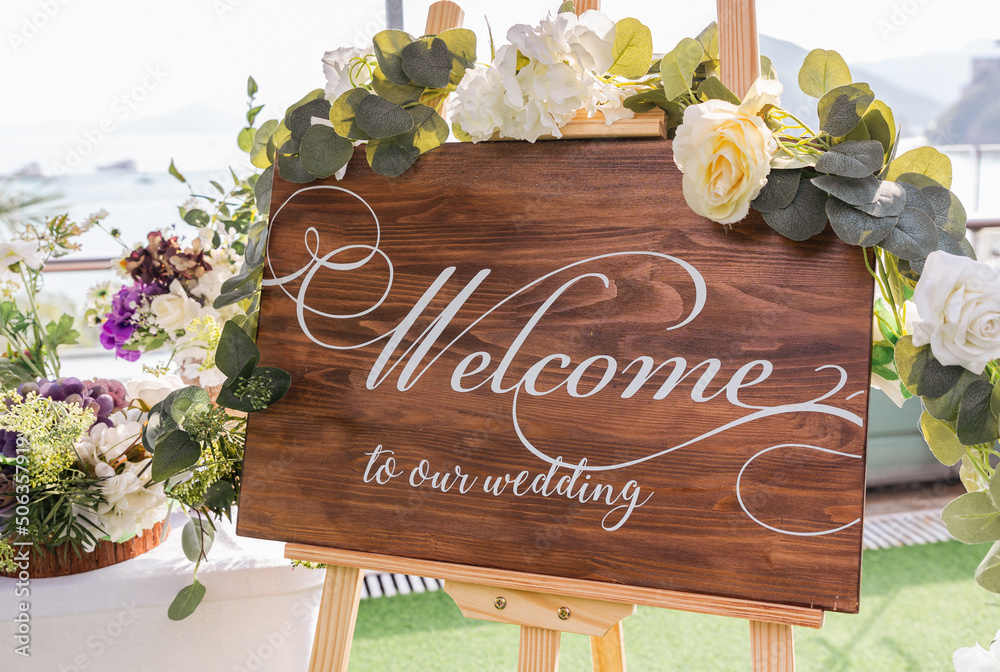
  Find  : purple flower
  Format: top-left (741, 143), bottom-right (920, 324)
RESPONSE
top-left (0, 429), bottom-right (18, 459)
top-left (99, 282), bottom-right (163, 360)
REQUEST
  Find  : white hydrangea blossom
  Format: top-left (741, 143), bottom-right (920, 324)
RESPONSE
top-left (451, 10), bottom-right (637, 143)
top-left (74, 409), bottom-right (169, 545)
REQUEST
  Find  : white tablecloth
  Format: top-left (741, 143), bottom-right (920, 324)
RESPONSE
top-left (0, 509), bottom-right (325, 672)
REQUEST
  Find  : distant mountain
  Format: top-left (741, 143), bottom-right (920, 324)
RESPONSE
top-left (116, 104), bottom-right (236, 135)
top-left (759, 35), bottom-right (946, 138)
top-left (930, 57), bottom-right (1000, 144)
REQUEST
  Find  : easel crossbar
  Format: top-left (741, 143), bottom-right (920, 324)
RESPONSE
top-left (285, 544), bottom-right (825, 629)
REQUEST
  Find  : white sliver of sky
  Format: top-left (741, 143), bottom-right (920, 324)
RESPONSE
top-left (3, 0), bottom-right (999, 129)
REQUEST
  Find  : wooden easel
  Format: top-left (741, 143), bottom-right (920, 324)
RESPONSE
top-left (289, 1), bottom-right (820, 670)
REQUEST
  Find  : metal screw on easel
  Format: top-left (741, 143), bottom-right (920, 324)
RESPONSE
top-left (494, 596), bottom-right (507, 610)
top-left (557, 607), bottom-right (571, 620)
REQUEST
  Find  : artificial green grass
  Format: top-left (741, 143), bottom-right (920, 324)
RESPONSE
top-left (347, 542), bottom-right (1000, 671)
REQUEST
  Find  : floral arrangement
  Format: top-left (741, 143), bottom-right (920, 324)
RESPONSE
top-left (222, 1), bottom-right (1000, 652)
top-left (88, 165), bottom-right (260, 390)
top-left (0, 160), bottom-right (289, 619)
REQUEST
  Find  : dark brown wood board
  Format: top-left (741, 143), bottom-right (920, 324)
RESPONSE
top-left (237, 138), bottom-right (874, 613)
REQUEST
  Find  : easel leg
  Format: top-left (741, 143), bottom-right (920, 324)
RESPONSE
top-left (519, 626), bottom-right (561, 672)
top-left (590, 621), bottom-right (626, 672)
top-left (749, 621), bottom-right (795, 672)
top-left (308, 565), bottom-right (365, 672)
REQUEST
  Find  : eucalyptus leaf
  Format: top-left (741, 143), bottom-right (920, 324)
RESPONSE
top-left (957, 380), bottom-right (1000, 446)
top-left (168, 580), bottom-right (206, 621)
top-left (623, 88), bottom-right (671, 112)
top-left (817, 83), bottom-right (875, 137)
top-left (372, 66), bottom-right (424, 105)
top-left (184, 209), bottom-right (210, 228)
top-left (839, 120), bottom-right (871, 143)
top-left (163, 386), bottom-right (211, 425)
top-left (373, 30), bottom-right (415, 85)
top-left (401, 37), bottom-right (453, 89)
top-left (276, 154), bottom-right (315, 184)
top-left (366, 136), bottom-right (420, 177)
top-left (854, 180), bottom-right (906, 217)
top-left (916, 356), bottom-right (966, 399)
top-left (299, 124), bottom-right (354, 179)
top-left (168, 159), bottom-right (186, 183)
top-left (900, 182), bottom-right (934, 218)
top-left (760, 55), bottom-right (777, 80)
top-left (558, 1), bottom-right (575, 13)
top-left (863, 100), bottom-right (895, 158)
top-left (798, 49), bottom-right (852, 98)
top-left (287, 99), bottom-right (332, 143)
top-left (202, 480), bottom-right (237, 510)
top-left (696, 22), bottom-right (719, 62)
top-left (660, 37), bottom-right (704, 100)
top-left (892, 172), bottom-right (943, 189)
top-left (217, 367), bottom-right (292, 413)
top-left (815, 140), bottom-right (885, 178)
top-left (697, 75), bottom-right (740, 104)
top-left (329, 88), bottom-right (373, 141)
top-left (826, 197), bottom-right (896, 247)
top-left (886, 146), bottom-right (953, 189)
top-left (151, 430), bottom-right (201, 482)
top-left (354, 95), bottom-right (413, 139)
top-left (943, 491), bottom-right (1000, 544)
top-left (919, 411), bottom-right (965, 466)
top-left (991, 468), bottom-right (1000, 511)
top-left (403, 104), bottom-right (449, 154)
top-left (282, 89), bottom-right (324, 125)
top-left (437, 28), bottom-right (476, 63)
top-left (237, 127), bottom-right (255, 153)
top-left (922, 185), bottom-right (967, 239)
top-left (250, 119), bottom-right (278, 169)
top-left (976, 541), bottom-right (1000, 593)
top-left (878, 205), bottom-right (938, 261)
top-left (216, 321), bottom-right (260, 380)
top-left (181, 518), bottom-right (215, 563)
top-left (751, 169), bottom-right (801, 213)
top-left (811, 174), bottom-right (879, 206)
top-left (760, 178), bottom-right (829, 241)
top-left (609, 18), bottom-right (653, 78)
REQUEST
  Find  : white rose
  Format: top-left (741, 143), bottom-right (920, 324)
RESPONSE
top-left (911, 251), bottom-right (1000, 374)
top-left (954, 631), bottom-right (1000, 671)
top-left (673, 95), bottom-right (777, 225)
top-left (149, 279), bottom-right (203, 334)
top-left (125, 371), bottom-right (185, 410)
top-left (322, 45), bottom-right (374, 102)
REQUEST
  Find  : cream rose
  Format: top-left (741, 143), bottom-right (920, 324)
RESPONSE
top-left (125, 372), bottom-right (185, 410)
top-left (672, 82), bottom-right (780, 225)
top-left (911, 251), bottom-right (1000, 374)
top-left (149, 279), bottom-right (203, 334)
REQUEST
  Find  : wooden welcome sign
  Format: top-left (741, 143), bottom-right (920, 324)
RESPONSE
top-left (237, 136), bottom-right (874, 614)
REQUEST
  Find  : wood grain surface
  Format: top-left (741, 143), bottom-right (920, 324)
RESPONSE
top-left (239, 138), bottom-right (874, 613)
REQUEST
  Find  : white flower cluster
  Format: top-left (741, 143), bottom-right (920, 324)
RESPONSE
top-left (74, 397), bottom-right (179, 544)
top-left (451, 10), bottom-right (636, 143)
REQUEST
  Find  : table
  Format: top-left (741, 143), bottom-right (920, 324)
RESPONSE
top-left (0, 509), bottom-right (325, 671)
